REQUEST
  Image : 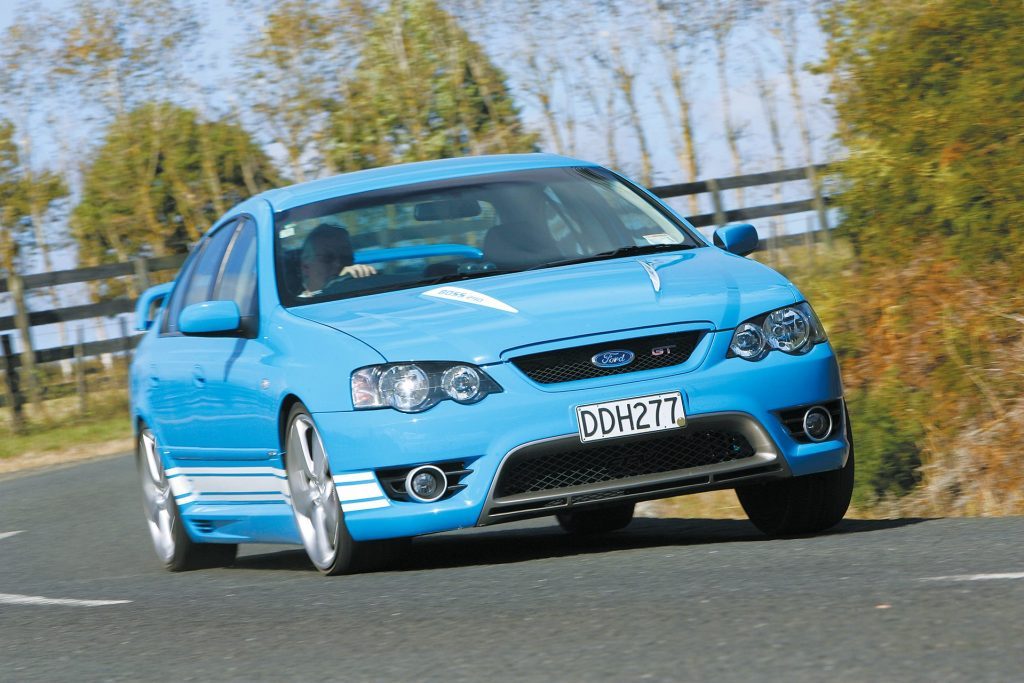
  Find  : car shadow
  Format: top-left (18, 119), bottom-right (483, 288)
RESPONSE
top-left (232, 516), bottom-right (933, 574)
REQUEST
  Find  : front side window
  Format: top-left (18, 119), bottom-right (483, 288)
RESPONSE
top-left (274, 166), bottom-right (701, 307)
top-left (162, 220), bottom-right (238, 335)
top-left (213, 218), bottom-right (258, 319)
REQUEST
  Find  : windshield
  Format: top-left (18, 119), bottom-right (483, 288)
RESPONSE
top-left (274, 166), bottom-right (702, 307)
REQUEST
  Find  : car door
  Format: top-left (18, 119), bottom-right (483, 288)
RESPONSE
top-left (197, 217), bottom-right (278, 459)
top-left (150, 219), bottom-right (239, 458)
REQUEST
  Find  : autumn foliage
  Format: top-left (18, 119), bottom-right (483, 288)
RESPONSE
top-left (815, 0), bottom-right (1024, 514)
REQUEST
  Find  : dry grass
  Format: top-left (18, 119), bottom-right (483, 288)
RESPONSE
top-left (0, 387), bottom-right (133, 470)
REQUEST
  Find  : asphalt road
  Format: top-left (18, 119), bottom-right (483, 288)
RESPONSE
top-left (0, 455), bottom-right (1021, 682)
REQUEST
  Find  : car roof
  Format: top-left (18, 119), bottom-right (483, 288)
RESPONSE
top-left (260, 153), bottom-right (598, 213)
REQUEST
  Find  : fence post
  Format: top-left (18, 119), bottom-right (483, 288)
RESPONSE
top-left (133, 257), bottom-right (150, 297)
top-left (75, 327), bottom-right (88, 416)
top-left (1, 333), bottom-right (24, 433)
top-left (807, 165), bottom-right (831, 247)
top-left (118, 317), bottom-right (131, 379)
top-left (805, 215), bottom-right (817, 267)
top-left (707, 178), bottom-right (727, 228)
top-left (7, 271), bottom-right (41, 409)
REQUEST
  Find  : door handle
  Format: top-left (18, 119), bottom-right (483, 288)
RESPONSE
top-left (192, 365), bottom-right (207, 388)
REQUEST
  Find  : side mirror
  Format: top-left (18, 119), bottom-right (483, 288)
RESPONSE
top-left (135, 282), bottom-right (174, 331)
top-left (713, 223), bottom-right (760, 257)
top-left (179, 300), bottom-right (241, 336)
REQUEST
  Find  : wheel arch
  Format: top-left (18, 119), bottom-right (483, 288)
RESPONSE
top-left (278, 393), bottom-right (305, 452)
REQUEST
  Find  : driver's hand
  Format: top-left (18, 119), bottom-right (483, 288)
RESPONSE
top-left (340, 264), bottom-right (377, 279)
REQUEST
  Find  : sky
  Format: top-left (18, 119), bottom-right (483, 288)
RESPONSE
top-left (0, 0), bottom-right (838, 352)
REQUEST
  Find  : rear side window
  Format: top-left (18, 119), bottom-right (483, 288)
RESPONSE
top-left (162, 220), bottom-right (238, 335)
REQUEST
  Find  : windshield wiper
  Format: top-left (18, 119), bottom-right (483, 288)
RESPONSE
top-left (414, 267), bottom-right (523, 288)
top-left (528, 243), bottom-right (697, 270)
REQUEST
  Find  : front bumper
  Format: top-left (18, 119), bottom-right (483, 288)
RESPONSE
top-left (312, 331), bottom-right (848, 541)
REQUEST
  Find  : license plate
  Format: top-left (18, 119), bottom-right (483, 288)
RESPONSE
top-left (576, 392), bottom-right (685, 443)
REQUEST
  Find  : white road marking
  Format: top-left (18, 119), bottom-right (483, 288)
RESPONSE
top-left (922, 572), bottom-right (1024, 582)
top-left (0, 592), bottom-right (131, 607)
top-left (1, 533), bottom-right (130, 607)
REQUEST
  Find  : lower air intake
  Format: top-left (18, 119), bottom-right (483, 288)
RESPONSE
top-left (495, 430), bottom-right (755, 498)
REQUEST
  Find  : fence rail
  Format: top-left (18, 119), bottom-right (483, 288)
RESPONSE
top-left (0, 163), bottom-right (833, 417)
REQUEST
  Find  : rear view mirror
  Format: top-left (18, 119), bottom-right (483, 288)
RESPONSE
top-left (713, 223), bottom-right (760, 256)
top-left (179, 300), bottom-right (241, 335)
top-left (135, 282), bottom-right (174, 331)
top-left (414, 199), bottom-right (482, 221)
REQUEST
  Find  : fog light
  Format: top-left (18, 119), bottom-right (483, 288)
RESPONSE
top-left (803, 406), bottom-right (833, 442)
top-left (405, 465), bottom-right (448, 503)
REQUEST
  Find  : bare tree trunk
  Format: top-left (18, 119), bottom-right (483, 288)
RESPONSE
top-left (669, 61), bottom-right (700, 214)
top-left (21, 133), bottom-right (73, 377)
top-left (772, 0), bottom-right (829, 244)
top-left (714, 36), bottom-right (745, 208)
top-left (610, 38), bottom-right (653, 186)
top-left (651, 1), bottom-right (700, 213)
top-left (753, 56), bottom-right (786, 267)
top-left (604, 86), bottom-right (619, 170)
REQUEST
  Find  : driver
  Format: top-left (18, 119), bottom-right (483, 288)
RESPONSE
top-left (299, 223), bottom-right (377, 297)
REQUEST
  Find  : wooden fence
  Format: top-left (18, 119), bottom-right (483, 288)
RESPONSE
top-left (0, 163), bottom-right (832, 415)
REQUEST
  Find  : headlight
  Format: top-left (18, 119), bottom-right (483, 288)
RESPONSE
top-left (379, 364), bottom-right (431, 412)
top-left (351, 362), bottom-right (502, 412)
top-left (731, 322), bottom-right (768, 360)
top-left (729, 302), bottom-right (827, 361)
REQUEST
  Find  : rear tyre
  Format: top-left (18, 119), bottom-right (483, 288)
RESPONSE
top-left (137, 426), bottom-right (238, 571)
top-left (737, 413), bottom-right (855, 536)
top-left (284, 403), bottom-right (401, 575)
top-left (557, 502), bottom-right (635, 535)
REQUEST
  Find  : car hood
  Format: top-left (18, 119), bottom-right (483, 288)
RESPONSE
top-left (288, 248), bottom-right (801, 364)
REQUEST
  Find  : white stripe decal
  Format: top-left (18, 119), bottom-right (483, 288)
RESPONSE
top-left (193, 493), bottom-right (288, 503)
top-left (187, 476), bottom-right (287, 494)
top-left (0, 531), bottom-right (25, 541)
top-left (176, 494), bottom-right (198, 505)
top-left (168, 467), bottom-right (286, 477)
top-left (335, 482), bottom-right (385, 502)
top-left (168, 477), bottom-right (191, 497)
top-left (333, 472), bottom-right (376, 484)
top-left (0, 592), bottom-right (131, 607)
top-left (341, 499), bottom-right (390, 512)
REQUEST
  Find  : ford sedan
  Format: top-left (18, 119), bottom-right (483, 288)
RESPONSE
top-left (131, 154), bottom-right (853, 574)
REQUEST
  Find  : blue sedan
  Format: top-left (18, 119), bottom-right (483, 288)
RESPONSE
top-left (131, 154), bottom-right (853, 574)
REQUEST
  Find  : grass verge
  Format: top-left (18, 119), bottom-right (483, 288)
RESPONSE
top-left (0, 390), bottom-right (132, 461)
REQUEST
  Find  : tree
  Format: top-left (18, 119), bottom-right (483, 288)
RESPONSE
top-left (1, 10), bottom-right (85, 376)
top-left (55, 0), bottom-right (199, 119)
top-left (329, 0), bottom-right (537, 171)
top-left (238, 0), bottom-right (366, 181)
top-left (823, 0), bottom-right (1024, 267)
top-left (0, 119), bottom-right (67, 413)
top-left (72, 103), bottom-right (279, 265)
top-left (818, 0), bottom-right (1024, 512)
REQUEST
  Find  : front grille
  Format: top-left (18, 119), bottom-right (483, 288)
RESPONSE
top-left (509, 331), bottom-right (703, 384)
top-left (495, 430), bottom-right (755, 498)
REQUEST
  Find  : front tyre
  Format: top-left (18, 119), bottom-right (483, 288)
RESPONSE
top-left (736, 422), bottom-right (855, 537)
top-left (557, 502), bottom-right (635, 535)
top-left (284, 404), bottom-right (400, 575)
top-left (137, 427), bottom-right (237, 571)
